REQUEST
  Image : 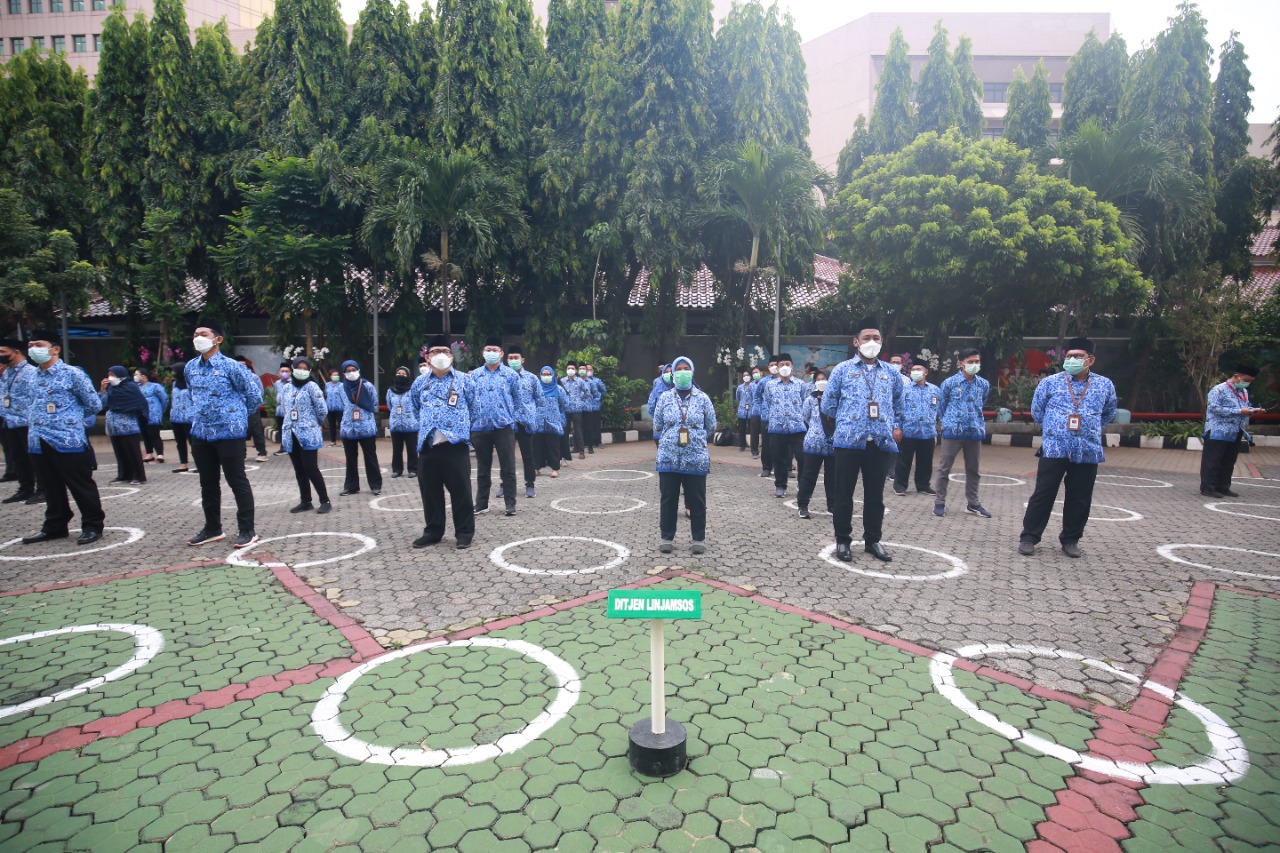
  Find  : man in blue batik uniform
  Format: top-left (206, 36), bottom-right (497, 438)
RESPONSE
top-left (1199, 364), bottom-right (1264, 499)
top-left (763, 353), bottom-right (810, 498)
top-left (505, 346), bottom-right (542, 499)
top-left (470, 337), bottom-right (521, 516)
top-left (0, 338), bottom-right (41, 504)
top-left (408, 335), bottom-right (478, 550)
top-left (560, 361), bottom-right (589, 459)
top-left (1019, 337), bottom-right (1117, 559)
top-left (932, 348), bottom-right (992, 518)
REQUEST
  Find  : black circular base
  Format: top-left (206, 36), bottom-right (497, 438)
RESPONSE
top-left (628, 717), bottom-right (688, 777)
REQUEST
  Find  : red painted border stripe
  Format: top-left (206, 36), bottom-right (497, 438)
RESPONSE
top-left (0, 560), bottom-right (227, 598)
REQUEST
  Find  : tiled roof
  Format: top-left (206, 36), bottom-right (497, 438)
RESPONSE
top-left (1252, 227), bottom-right (1278, 259)
top-left (626, 253), bottom-right (847, 310)
top-left (1239, 269), bottom-right (1279, 308)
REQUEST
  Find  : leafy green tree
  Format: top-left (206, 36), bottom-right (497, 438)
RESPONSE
top-left (1003, 61), bottom-right (1052, 151)
top-left (914, 22), bottom-right (963, 138)
top-left (409, 3), bottom-right (439, 141)
top-left (867, 27), bottom-right (915, 157)
top-left (349, 0), bottom-right (421, 147)
top-left (432, 0), bottom-right (523, 162)
top-left (1061, 30), bottom-right (1128, 135)
top-left (836, 115), bottom-right (872, 187)
top-left (953, 36), bottom-right (983, 140)
top-left (0, 191), bottom-right (100, 336)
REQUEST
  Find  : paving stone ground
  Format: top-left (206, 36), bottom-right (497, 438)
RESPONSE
top-left (0, 437), bottom-right (1278, 850)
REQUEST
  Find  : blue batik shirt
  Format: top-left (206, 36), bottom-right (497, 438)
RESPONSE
top-left (653, 388), bottom-right (717, 476)
top-left (169, 387), bottom-right (193, 424)
top-left (585, 377), bottom-right (606, 412)
top-left (186, 352), bottom-right (262, 442)
top-left (386, 388), bottom-right (419, 433)
top-left (325, 380), bottom-right (345, 413)
top-left (802, 394), bottom-right (834, 457)
top-left (735, 382), bottom-right (753, 419)
top-left (646, 379), bottom-right (673, 416)
top-left (408, 368), bottom-right (476, 450)
top-left (2, 360), bottom-right (38, 428)
top-left (560, 375), bottom-right (589, 414)
top-left (511, 368), bottom-right (541, 430)
top-left (754, 376), bottom-right (777, 421)
top-left (534, 389), bottom-right (567, 435)
top-left (140, 382), bottom-right (168, 427)
top-left (1203, 381), bottom-right (1254, 442)
top-left (821, 358), bottom-right (903, 453)
top-left (469, 364), bottom-right (520, 431)
top-left (340, 379), bottom-right (379, 440)
top-left (1031, 371), bottom-right (1117, 464)
top-left (27, 360), bottom-right (101, 453)
top-left (279, 380), bottom-right (328, 452)
top-left (938, 373), bottom-right (990, 440)
top-left (273, 378), bottom-right (288, 416)
top-left (764, 377), bottom-right (809, 434)
top-left (900, 381), bottom-right (941, 440)
top-left (100, 391), bottom-right (144, 436)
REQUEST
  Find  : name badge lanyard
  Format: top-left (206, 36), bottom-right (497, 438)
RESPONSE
top-left (677, 397), bottom-right (691, 447)
top-left (2, 361), bottom-right (31, 409)
top-left (861, 364), bottom-right (881, 420)
top-left (1064, 373), bottom-right (1090, 432)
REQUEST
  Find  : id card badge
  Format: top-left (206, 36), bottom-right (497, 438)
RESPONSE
top-left (2, 396), bottom-right (9, 408)
top-left (46, 402), bottom-right (56, 414)
top-left (353, 410), bottom-right (362, 421)
top-left (396, 405), bottom-right (403, 415)
top-left (290, 410), bottom-right (298, 421)
top-left (931, 396), bottom-right (937, 407)
top-left (1067, 413), bottom-right (1082, 432)
top-left (868, 402), bottom-right (880, 420)
top-left (677, 427), bottom-right (690, 447)
top-left (447, 390), bottom-right (459, 408)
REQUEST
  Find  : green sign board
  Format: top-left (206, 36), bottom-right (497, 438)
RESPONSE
top-left (607, 590), bottom-right (702, 620)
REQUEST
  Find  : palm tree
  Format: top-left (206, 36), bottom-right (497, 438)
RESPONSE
top-left (701, 140), bottom-right (826, 352)
top-left (361, 151), bottom-right (526, 336)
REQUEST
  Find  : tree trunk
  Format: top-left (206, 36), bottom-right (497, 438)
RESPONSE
top-left (740, 232), bottom-right (760, 355)
top-left (158, 275), bottom-right (172, 368)
top-left (441, 230), bottom-right (451, 337)
top-left (304, 311), bottom-right (314, 357)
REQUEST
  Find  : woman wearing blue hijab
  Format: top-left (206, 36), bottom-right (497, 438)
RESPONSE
top-left (339, 359), bottom-right (382, 496)
top-left (653, 356), bottom-right (716, 554)
top-left (534, 366), bottom-right (567, 478)
top-left (98, 365), bottom-right (149, 485)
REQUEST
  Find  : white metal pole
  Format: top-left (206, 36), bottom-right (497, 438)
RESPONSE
top-left (650, 619), bottom-right (665, 735)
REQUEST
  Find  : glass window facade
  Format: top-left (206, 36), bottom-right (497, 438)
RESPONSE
top-left (72, 34), bottom-right (85, 52)
top-left (51, 34), bottom-right (65, 53)
top-left (28, 0), bottom-right (41, 13)
top-left (11, 37), bottom-right (23, 53)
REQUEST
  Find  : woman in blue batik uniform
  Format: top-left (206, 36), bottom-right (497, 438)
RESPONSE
top-left (535, 366), bottom-right (567, 478)
top-left (98, 366), bottom-right (149, 485)
top-left (386, 365), bottom-right (419, 478)
top-left (653, 356), bottom-right (716, 555)
top-left (278, 355), bottom-right (331, 513)
top-left (136, 369), bottom-right (169, 464)
top-left (339, 359), bottom-right (382, 496)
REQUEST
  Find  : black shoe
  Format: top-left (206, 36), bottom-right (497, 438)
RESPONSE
top-left (1219, 488), bottom-right (1240, 498)
top-left (108, 478), bottom-right (127, 484)
top-left (21, 531), bottom-right (67, 545)
top-left (834, 543), bottom-right (853, 562)
top-left (456, 538), bottom-right (472, 550)
top-left (233, 531), bottom-right (259, 549)
top-left (391, 472), bottom-right (403, 479)
top-left (587, 447), bottom-right (594, 455)
top-left (759, 470), bottom-right (771, 478)
top-left (865, 542), bottom-right (892, 562)
top-left (475, 505), bottom-right (490, 514)
top-left (76, 530), bottom-right (102, 546)
top-left (917, 487), bottom-right (936, 495)
top-left (505, 506), bottom-right (516, 517)
top-left (371, 489), bottom-right (381, 496)
top-left (273, 449), bottom-right (288, 456)
top-left (893, 488), bottom-right (907, 497)
top-left (171, 467), bottom-right (190, 474)
top-left (1061, 542), bottom-right (1082, 558)
top-left (2, 491), bottom-right (31, 504)
top-left (1018, 540), bottom-right (1035, 556)
top-left (0, 473), bottom-right (16, 482)
top-left (289, 502), bottom-right (314, 513)
top-left (798, 506), bottom-right (811, 520)
top-left (317, 501), bottom-right (332, 514)
top-left (413, 534), bottom-right (442, 548)
top-left (339, 488), bottom-right (359, 496)
top-left (408, 470), bottom-right (416, 478)
top-left (187, 529), bottom-right (225, 546)
top-left (1200, 489), bottom-right (1224, 499)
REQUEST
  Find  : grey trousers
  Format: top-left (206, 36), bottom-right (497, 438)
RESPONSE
top-left (933, 438), bottom-right (981, 505)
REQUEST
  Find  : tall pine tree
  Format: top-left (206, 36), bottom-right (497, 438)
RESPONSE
top-left (1061, 30), bottom-right (1128, 136)
top-left (915, 22), bottom-right (963, 137)
top-left (349, 0), bottom-right (421, 148)
top-left (866, 28), bottom-right (915, 157)
top-left (953, 36), bottom-right (984, 140)
top-left (1003, 61), bottom-right (1051, 150)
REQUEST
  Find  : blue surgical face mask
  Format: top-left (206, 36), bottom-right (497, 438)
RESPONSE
top-left (673, 370), bottom-right (693, 390)
top-left (484, 351), bottom-right (502, 365)
top-left (1062, 357), bottom-right (1087, 375)
top-left (28, 347), bottom-right (51, 364)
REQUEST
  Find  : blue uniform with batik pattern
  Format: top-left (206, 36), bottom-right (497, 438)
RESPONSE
top-left (27, 361), bottom-right (102, 453)
top-left (278, 381), bottom-right (328, 452)
top-left (653, 388), bottom-right (717, 475)
top-left (647, 379), bottom-right (672, 416)
top-left (141, 382), bottom-right (168, 427)
top-left (407, 369), bottom-right (476, 451)
top-left (99, 391), bottom-right (144, 436)
top-left (386, 389), bottom-right (418, 433)
top-left (735, 381), bottom-right (753, 419)
top-left (820, 358), bottom-right (903, 453)
top-left (1031, 372), bottom-right (1117, 463)
top-left (2, 360), bottom-right (38, 427)
top-left (937, 373), bottom-right (990, 440)
top-left (535, 388), bottom-right (567, 435)
top-left (560, 375), bottom-right (589, 414)
top-left (585, 377), bottom-right (605, 412)
top-left (754, 375), bottom-right (777, 421)
top-left (468, 364), bottom-right (521, 431)
top-left (185, 353), bottom-right (262, 442)
top-left (325, 380), bottom-right (344, 413)
top-left (1204, 381), bottom-right (1254, 441)
top-left (763, 378), bottom-right (809, 434)
top-left (169, 387), bottom-right (193, 425)
top-left (802, 395), bottom-right (834, 457)
top-left (511, 368), bottom-right (541, 430)
top-left (340, 379), bottom-right (379, 440)
top-left (900, 381), bottom-right (941, 440)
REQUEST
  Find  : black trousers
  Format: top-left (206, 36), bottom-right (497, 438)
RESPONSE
top-left (391, 431), bottom-right (419, 475)
top-left (737, 417), bottom-right (748, 448)
top-left (894, 437), bottom-right (935, 492)
top-left (0, 423), bottom-right (11, 475)
top-left (1020, 455), bottom-right (1098, 545)
top-left (35, 441), bottom-right (104, 535)
top-left (418, 440), bottom-right (474, 540)
top-left (515, 425), bottom-right (538, 486)
top-left (748, 416), bottom-right (761, 454)
top-left (538, 433), bottom-right (562, 471)
top-left (110, 433), bottom-right (146, 483)
top-left (659, 472), bottom-right (707, 541)
top-left (472, 428), bottom-right (517, 508)
top-left (342, 436), bottom-right (382, 492)
top-left (142, 424), bottom-right (164, 457)
top-left (567, 412), bottom-right (584, 454)
top-left (288, 445), bottom-right (329, 504)
top-left (246, 411), bottom-right (266, 455)
top-left (190, 436), bottom-right (254, 534)
top-left (772, 432), bottom-right (806, 489)
top-left (327, 412), bottom-right (341, 444)
top-left (831, 445), bottom-right (889, 546)
top-left (5, 425), bottom-right (35, 494)
top-left (584, 410), bottom-right (602, 447)
top-left (559, 430), bottom-right (571, 460)
top-left (760, 422), bottom-right (772, 472)
top-left (1200, 433), bottom-right (1242, 492)
top-left (171, 422), bottom-right (191, 466)
top-left (275, 415), bottom-right (285, 445)
top-left (797, 453), bottom-right (834, 509)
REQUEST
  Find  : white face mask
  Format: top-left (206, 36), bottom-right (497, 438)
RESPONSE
top-left (419, 364), bottom-right (429, 375)
top-left (910, 370), bottom-right (925, 382)
top-left (742, 376), bottom-right (750, 384)
top-left (345, 370), bottom-right (360, 381)
top-left (963, 362), bottom-right (981, 376)
top-left (858, 341), bottom-right (882, 359)
top-left (566, 368), bottom-right (577, 377)
top-left (192, 336), bottom-right (215, 354)
top-left (293, 369), bottom-right (311, 381)
top-left (585, 371), bottom-right (593, 378)
top-left (133, 374), bottom-right (145, 383)
top-left (815, 380), bottom-right (828, 392)
top-left (108, 375), bottom-right (122, 386)
top-left (778, 365), bottom-right (793, 378)
top-left (429, 353), bottom-right (452, 371)
top-left (768, 365), bottom-right (779, 375)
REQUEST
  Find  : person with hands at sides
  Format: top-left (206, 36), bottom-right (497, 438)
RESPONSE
top-left (763, 353), bottom-right (810, 498)
top-left (746, 366), bottom-right (764, 458)
top-left (932, 349), bottom-right (992, 518)
top-left (755, 358), bottom-right (780, 478)
top-left (820, 317), bottom-right (903, 564)
top-left (647, 364), bottom-right (673, 446)
top-left (1200, 364), bottom-right (1264, 499)
top-left (275, 356), bottom-right (332, 514)
top-left (894, 364), bottom-right (939, 496)
top-left (168, 361), bottom-right (195, 473)
top-left (17, 332), bottom-right (105, 546)
top-left (735, 368), bottom-right (753, 453)
top-left (324, 368), bottom-right (344, 447)
top-left (505, 346), bottom-right (542, 498)
top-left (338, 359), bottom-right (382, 497)
top-left (470, 338), bottom-right (521, 517)
top-left (796, 371), bottom-right (835, 518)
top-left (135, 369), bottom-right (168, 463)
top-left (535, 366), bottom-right (568, 478)
top-left (584, 364), bottom-right (606, 453)
top-left (185, 321), bottom-right (262, 548)
top-left (387, 366), bottom-right (419, 479)
top-left (99, 366), bottom-right (148, 485)
top-left (560, 361), bottom-right (589, 460)
top-left (234, 355), bottom-right (269, 463)
top-left (653, 356), bottom-right (716, 555)
top-left (272, 362), bottom-right (292, 456)
top-left (408, 335), bottom-right (477, 550)
top-left (1018, 337), bottom-right (1117, 559)
top-left (0, 338), bottom-right (40, 504)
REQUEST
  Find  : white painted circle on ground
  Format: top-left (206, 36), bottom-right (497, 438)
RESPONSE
top-left (930, 643), bottom-right (1249, 786)
top-left (98, 486), bottom-right (140, 501)
top-left (947, 473), bottom-right (1026, 486)
top-left (1156, 544), bottom-right (1280, 581)
top-left (227, 532), bottom-right (377, 568)
top-left (1020, 501), bottom-right (1144, 522)
top-left (1202, 502), bottom-right (1280, 522)
top-left (243, 465), bottom-right (261, 473)
top-left (581, 469), bottom-right (654, 481)
top-left (190, 493), bottom-right (294, 509)
top-left (489, 536), bottom-right (630, 576)
top-left (783, 499), bottom-right (832, 516)
top-left (818, 542), bottom-right (967, 581)
top-left (318, 466), bottom-right (389, 478)
top-left (1095, 474), bottom-right (1173, 489)
top-left (1234, 479), bottom-right (1280, 490)
top-left (549, 495), bottom-right (647, 514)
top-left (0, 623), bottom-right (164, 719)
top-left (311, 637), bottom-right (581, 767)
top-left (370, 492), bottom-right (433, 513)
top-left (0, 527), bottom-right (146, 561)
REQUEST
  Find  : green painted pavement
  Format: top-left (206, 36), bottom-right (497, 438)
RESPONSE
top-left (0, 566), bottom-right (352, 747)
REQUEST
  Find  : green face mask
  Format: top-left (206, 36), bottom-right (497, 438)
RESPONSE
top-left (673, 370), bottom-right (693, 390)
top-left (1062, 357), bottom-right (1087, 376)
top-left (1234, 380), bottom-right (1251, 389)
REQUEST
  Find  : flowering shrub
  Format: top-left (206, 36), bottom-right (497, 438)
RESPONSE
top-left (715, 345), bottom-right (769, 369)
